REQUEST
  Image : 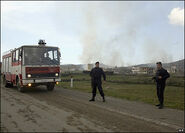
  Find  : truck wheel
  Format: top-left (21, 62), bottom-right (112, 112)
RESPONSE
top-left (17, 78), bottom-right (24, 92)
top-left (47, 83), bottom-right (55, 91)
top-left (9, 83), bottom-right (13, 88)
top-left (3, 76), bottom-right (9, 88)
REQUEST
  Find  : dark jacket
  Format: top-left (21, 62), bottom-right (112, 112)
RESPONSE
top-left (90, 67), bottom-right (106, 83)
top-left (153, 67), bottom-right (170, 84)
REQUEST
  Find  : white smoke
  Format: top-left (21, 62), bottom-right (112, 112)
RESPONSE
top-left (168, 7), bottom-right (184, 26)
top-left (80, 2), bottom-right (173, 66)
top-left (80, 3), bottom-right (140, 66)
top-left (142, 38), bottom-right (173, 63)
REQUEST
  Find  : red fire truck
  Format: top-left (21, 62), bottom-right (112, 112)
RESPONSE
top-left (2, 40), bottom-right (61, 92)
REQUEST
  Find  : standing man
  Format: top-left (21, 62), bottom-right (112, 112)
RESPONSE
top-left (89, 62), bottom-right (106, 102)
top-left (153, 62), bottom-right (170, 109)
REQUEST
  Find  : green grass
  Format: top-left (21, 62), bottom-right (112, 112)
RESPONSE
top-left (61, 73), bottom-right (184, 87)
top-left (59, 73), bottom-right (184, 110)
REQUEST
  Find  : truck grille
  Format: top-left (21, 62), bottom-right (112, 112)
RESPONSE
top-left (25, 67), bottom-right (60, 79)
top-left (26, 73), bottom-right (58, 78)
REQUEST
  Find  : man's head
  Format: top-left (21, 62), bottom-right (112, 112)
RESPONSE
top-left (95, 62), bottom-right (99, 68)
top-left (156, 62), bottom-right (162, 70)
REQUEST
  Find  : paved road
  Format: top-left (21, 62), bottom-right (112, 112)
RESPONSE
top-left (1, 85), bottom-right (184, 132)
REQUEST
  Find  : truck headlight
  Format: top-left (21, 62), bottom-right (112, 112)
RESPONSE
top-left (55, 73), bottom-right (59, 76)
top-left (27, 74), bottom-right (31, 78)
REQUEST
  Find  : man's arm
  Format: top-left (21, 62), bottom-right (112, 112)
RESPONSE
top-left (101, 68), bottom-right (106, 81)
top-left (90, 69), bottom-right (93, 77)
top-left (162, 70), bottom-right (170, 80)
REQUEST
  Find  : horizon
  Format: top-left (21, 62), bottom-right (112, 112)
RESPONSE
top-left (60, 58), bottom-right (185, 67)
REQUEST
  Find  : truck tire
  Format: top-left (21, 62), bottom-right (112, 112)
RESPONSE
top-left (47, 83), bottom-right (55, 91)
top-left (17, 78), bottom-right (24, 92)
top-left (9, 83), bottom-right (13, 87)
top-left (3, 76), bottom-right (9, 88)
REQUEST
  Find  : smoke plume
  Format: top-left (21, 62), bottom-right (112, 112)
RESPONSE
top-left (80, 2), bottom-right (174, 66)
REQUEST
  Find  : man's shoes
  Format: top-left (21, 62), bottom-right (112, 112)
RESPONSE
top-left (103, 97), bottom-right (105, 102)
top-left (158, 105), bottom-right (163, 109)
top-left (155, 104), bottom-right (160, 106)
top-left (89, 98), bottom-right (95, 102)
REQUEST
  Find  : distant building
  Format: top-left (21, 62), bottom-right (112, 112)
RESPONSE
top-left (60, 64), bottom-right (84, 72)
top-left (132, 67), bottom-right (154, 74)
top-left (171, 66), bottom-right (177, 73)
top-left (163, 59), bottom-right (184, 75)
top-left (166, 66), bottom-right (177, 73)
top-left (87, 64), bottom-right (94, 71)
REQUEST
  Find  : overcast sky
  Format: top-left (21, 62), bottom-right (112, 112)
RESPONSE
top-left (1, 1), bottom-right (184, 66)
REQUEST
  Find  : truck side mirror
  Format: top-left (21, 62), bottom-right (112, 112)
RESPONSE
top-left (58, 49), bottom-right (61, 57)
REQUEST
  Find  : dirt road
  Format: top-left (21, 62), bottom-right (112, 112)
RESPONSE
top-left (1, 84), bottom-right (184, 132)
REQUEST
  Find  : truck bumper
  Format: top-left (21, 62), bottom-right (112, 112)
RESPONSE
top-left (22, 78), bottom-right (61, 86)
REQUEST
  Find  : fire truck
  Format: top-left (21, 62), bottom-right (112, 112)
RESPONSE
top-left (2, 40), bottom-right (61, 92)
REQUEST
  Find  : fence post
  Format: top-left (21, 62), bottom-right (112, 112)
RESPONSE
top-left (70, 76), bottom-right (73, 88)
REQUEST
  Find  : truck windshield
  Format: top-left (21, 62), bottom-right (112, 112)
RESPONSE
top-left (23, 47), bottom-right (60, 65)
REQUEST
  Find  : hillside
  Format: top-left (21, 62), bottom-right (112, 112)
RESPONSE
top-left (133, 59), bottom-right (184, 69)
top-left (60, 59), bottom-right (184, 75)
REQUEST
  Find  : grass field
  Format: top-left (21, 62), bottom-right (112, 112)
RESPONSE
top-left (61, 73), bottom-right (184, 87)
top-left (58, 73), bottom-right (184, 110)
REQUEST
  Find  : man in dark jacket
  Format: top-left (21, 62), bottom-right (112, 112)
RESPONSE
top-left (153, 62), bottom-right (170, 109)
top-left (89, 62), bottom-right (106, 102)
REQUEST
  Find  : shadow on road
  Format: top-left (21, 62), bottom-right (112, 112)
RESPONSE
top-left (5, 85), bottom-right (50, 94)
